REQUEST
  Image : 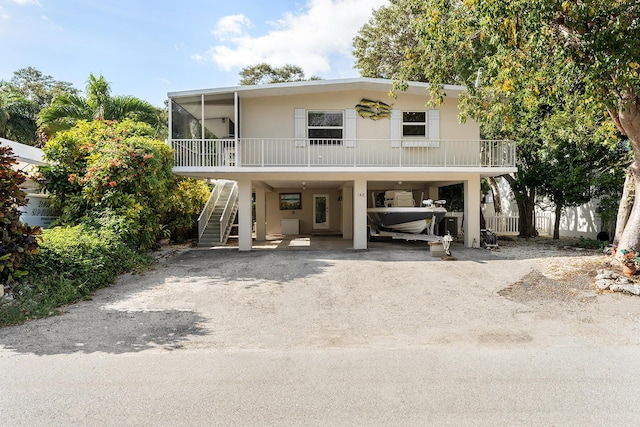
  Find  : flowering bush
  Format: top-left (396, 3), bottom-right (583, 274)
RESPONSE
top-left (40, 119), bottom-right (173, 249)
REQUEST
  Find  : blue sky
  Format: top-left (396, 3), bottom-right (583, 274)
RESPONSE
top-left (0, 0), bottom-right (388, 107)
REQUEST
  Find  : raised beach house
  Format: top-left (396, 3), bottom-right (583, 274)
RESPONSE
top-left (167, 78), bottom-right (516, 251)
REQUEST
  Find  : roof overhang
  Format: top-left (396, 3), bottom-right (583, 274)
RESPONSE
top-left (0, 137), bottom-right (46, 166)
top-left (168, 77), bottom-right (467, 102)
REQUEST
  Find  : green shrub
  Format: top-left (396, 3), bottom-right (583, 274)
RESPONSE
top-left (0, 224), bottom-right (150, 325)
top-left (574, 236), bottom-right (606, 250)
top-left (40, 119), bottom-right (174, 250)
top-left (163, 177), bottom-right (211, 242)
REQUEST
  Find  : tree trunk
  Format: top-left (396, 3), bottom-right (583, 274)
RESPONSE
top-left (486, 176), bottom-right (503, 215)
top-left (553, 203), bottom-right (562, 240)
top-left (610, 91), bottom-right (640, 253)
top-left (519, 189), bottom-right (538, 238)
top-left (613, 168), bottom-right (634, 245)
top-left (504, 174), bottom-right (538, 238)
top-left (616, 164), bottom-right (640, 251)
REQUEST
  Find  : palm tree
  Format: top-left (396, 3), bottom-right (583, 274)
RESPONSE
top-left (0, 84), bottom-right (39, 145)
top-left (38, 74), bottom-right (160, 136)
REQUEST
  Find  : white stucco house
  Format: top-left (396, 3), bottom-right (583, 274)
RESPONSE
top-left (167, 78), bottom-right (516, 251)
top-left (0, 137), bottom-right (57, 228)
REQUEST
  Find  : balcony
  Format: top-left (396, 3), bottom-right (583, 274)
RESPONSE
top-left (170, 138), bottom-right (515, 170)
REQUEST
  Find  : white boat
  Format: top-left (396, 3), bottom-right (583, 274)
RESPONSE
top-left (367, 190), bottom-right (447, 234)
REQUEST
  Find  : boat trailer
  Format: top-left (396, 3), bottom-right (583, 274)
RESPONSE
top-left (367, 215), bottom-right (454, 256)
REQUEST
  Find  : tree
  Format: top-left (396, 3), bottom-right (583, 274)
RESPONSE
top-left (353, 0), bottom-right (426, 80)
top-left (39, 73), bottom-right (160, 136)
top-left (356, 0), bottom-right (628, 240)
top-left (9, 67), bottom-right (78, 110)
top-left (239, 63), bottom-right (321, 85)
top-left (0, 87), bottom-right (39, 145)
top-left (0, 144), bottom-right (41, 286)
top-left (1, 67), bottom-right (79, 145)
top-left (40, 119), bottom-right (174, 250)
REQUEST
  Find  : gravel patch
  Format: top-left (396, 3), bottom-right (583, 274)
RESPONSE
top-left (2, 236), bottom-right (640, 355)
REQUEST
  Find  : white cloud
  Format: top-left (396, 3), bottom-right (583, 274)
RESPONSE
top-left (198, 0), bottom-right (389, 76)
top-left (12, 0), bottom-right (41, 5)
top-left (0, 6), bottom-right (8, 19)
top-left (212, 14), bottom-right (252, 41)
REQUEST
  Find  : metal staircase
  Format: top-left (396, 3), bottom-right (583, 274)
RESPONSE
top-left (197, 180), bottom-right (238, 247)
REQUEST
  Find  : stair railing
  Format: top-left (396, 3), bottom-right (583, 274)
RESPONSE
top-left (219, 181), bottom-right (239, 244)
top-left (197, 180), bottom-right (229, 240)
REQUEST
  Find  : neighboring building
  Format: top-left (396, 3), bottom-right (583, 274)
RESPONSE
top-left (167, 78), bottom-right (516, 251)
top-left (0, 137), bottom-right (57, 228)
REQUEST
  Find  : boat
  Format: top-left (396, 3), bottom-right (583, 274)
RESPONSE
top-left (367, 190), bottom-right (447, 234)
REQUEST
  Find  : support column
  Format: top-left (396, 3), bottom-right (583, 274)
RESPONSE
top-left (255, 186), bottom-right (266, 241)
top-left (237, 178), bottom-right (253, 251)
top-left (464, 175), bottom-right (481, 248)
top-left (342, 185), bottom-right (353, 240)
top-left (353, 179), bottom-right (367, 250)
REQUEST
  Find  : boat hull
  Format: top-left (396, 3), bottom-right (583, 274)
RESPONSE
top-left (367, 207), bottom-right (447, 234)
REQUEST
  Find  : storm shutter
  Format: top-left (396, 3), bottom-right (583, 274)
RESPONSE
top-left (428, 109), bottom-right (440, 140)
top-left (390, 109), bottom-right (401, 147)
top-left (294, 108), bottom-right (306, 147)
top-left (344, 108), bottom-right (356, 147)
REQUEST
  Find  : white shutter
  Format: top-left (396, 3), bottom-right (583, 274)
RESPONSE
top-left (344, 109), bottom-right (356, 147)
top-left (390, 109), bottom-right (401, 148)
top-left (428, 109), bottom-right (440, 140)
top-left (294, 108), bottom-right (306, 147)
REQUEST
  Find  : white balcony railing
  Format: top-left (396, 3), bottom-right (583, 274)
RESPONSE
top-left (171, 138), bottom-right (515, 169)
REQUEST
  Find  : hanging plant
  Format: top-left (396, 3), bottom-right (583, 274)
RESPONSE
top-left (355, 98), bottom-right (392, 120)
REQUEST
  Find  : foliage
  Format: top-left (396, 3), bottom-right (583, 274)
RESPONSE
top-left (39, 73), bottom-right (161, 137)
top-left (39, 119), bottom-right (174, 250)
top-left (353, 0), bottom-right (426, 80)
top-left (355, 0), bottom-right (633, 238)
top-left (162, 177), bottom-right (211, 242)
top-left (0, 224), bottom-right (150, 326)
top-left (619, 248), bottom-right (640, 266)
top-left (1, 67), bottom-right (79, 145)
top-left (239, 63), bottom-right (321, 85)
top-left (0, 144), bottom-right (41, 285)
top-left (8, 67), bottom-right (78, 110)
top-left (574, 236), bottom-right (606, 250)
top-left (390, 0), bottom-right (640, 246)
top-left (0, 85), bottom-right (39, 145)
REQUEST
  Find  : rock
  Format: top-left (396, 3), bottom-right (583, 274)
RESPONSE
top-left (596, 269), bottom-right (617, 279)
top-left (625, 284), bottom-right (640, 296)
top-left (610, 284), bottom-right (623, 292)
top-left (595, 279), bottom-right (612, 290)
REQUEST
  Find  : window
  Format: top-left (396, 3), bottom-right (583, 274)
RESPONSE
top-left (308, 111), bottom-right (343, 145)
top-left (402, 111), bottom-right (426, 137)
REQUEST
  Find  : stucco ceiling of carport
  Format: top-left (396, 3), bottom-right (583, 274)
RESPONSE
top-left (256, 179), bottom-right (462, 190)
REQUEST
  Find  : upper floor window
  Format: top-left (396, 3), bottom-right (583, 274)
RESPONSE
top-left (308, 111), bottom-right (343, 145)
top-left (402, 111), bottom-right (426, 137)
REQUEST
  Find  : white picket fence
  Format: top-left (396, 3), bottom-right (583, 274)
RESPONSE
top-left (484, 214), bottom-right (552, 236)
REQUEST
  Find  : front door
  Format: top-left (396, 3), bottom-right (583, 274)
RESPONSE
top-left (313, 194), bottom-right (329, 229)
